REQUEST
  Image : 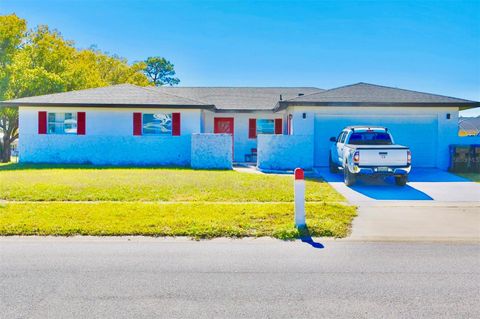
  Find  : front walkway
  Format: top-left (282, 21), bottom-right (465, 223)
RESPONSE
top-left (315, 167), bottom-right (480, 242)
top-left (232, 163), bottom-right (263, 174)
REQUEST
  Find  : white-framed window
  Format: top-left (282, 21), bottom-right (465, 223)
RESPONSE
top-left (142, 113), bottom-right (172, 135)
top-left (256, 119), bottom-right (274, 134)
top-left (47, 112), bottom-right (77, 134)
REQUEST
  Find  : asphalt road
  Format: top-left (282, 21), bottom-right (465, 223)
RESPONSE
top-left (1, 237), bottom-right (479, 319)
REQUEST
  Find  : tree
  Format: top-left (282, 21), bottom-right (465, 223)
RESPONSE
top-left (0, 14), bottom-right (26, 162)
top-left (92, 52), bottom-right (150, 87)
top-left (66, 48), bottom-right (150, 90)
top-left (0, 14), bottom-right (152, 162)
top-left (144, 56), bottom-right (180, 86)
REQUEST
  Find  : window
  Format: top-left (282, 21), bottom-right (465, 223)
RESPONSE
top-left (256, 119), bottom-right (274, 134)
top-left (142, 113), bottom-right (172, 135)
top-left (340, 132), bottom-right (347, 143)
top-left (348, 132), bottom-right (393, 145)
top-left (47, 112), bottom-right (77, 134)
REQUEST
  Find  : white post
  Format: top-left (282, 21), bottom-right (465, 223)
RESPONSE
top-left (294, 168), bottom-right (306, 227)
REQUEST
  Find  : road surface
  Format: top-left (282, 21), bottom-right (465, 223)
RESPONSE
top-left (1, 237), bottom-right (479, 318)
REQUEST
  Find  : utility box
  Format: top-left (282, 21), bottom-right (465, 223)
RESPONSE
top-left (472, 145), bottom-right (480, 173)
top-left (449, 145), bottom-right (472, 172)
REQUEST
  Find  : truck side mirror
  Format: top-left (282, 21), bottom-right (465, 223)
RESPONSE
top-left (329, 137), bottom-right (336, 142)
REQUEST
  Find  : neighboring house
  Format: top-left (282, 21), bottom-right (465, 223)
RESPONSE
top-left (1, 82), bottom-right (479, 170)
top-left (459, 116), bottom-right (480, 136)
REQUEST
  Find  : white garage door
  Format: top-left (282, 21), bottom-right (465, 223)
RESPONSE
top-left (314, 114), bottom-right (438, 167)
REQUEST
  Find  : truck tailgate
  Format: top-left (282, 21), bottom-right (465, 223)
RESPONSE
top-left (358, 148), bottom-right (408, 166)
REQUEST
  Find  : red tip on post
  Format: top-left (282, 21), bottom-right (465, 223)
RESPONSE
top-left (294, 168), bottom-right (304, 180)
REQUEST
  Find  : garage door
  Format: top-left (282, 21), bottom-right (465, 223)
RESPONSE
top-left (314, 114), bottom-right (438, 167)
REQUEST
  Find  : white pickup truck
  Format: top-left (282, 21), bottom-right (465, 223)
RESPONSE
top-left (329, 126), bottom-right (411, 186)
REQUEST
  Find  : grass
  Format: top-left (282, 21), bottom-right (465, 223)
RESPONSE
top-left (457, 173), bottom-right (480, 183)
top-left (0, 164), bottom-right (343, 202)
top-left (0, 163), bottom-right (355, 239)
top-left (0, 202), bottom-right (356, 239)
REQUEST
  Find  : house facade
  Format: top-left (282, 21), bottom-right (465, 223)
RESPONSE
top-left (3, 83), bottom-right (479, 170)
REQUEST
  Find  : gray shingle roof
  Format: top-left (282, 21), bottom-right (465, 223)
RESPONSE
top-left (153, 87), bottom-right (323, 111)
top-left (276, 82), bottom-right (479, 110)
top-left (1, 84), bottom-right (214, 108)
top-left (2, 82), bottom-right (477, 111)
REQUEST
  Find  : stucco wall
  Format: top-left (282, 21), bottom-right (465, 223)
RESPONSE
top-left (19, 107), bottom-right (287, 165)
top-left (19, 107), bottom-right (202, 136)
top-left (257, 134), bottom-right (314, 170)
top-left (18, 107), bottom-right (200, 165)
top-left (19, 134), bottom-right (191, 165)
top-left (18, 105), bottom-right (472, 170)
top-left (455, 136), bottom-right (480, 144)
top-left (203, 111), bottom-right (286, 162)
top-left (191, 134), bottom-right (232, 169)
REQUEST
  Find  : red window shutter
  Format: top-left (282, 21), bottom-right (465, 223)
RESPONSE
top-left (248, 118), bottom-right (257, 138)
top-left (275, 118), bottom-right (283, 134)
top-left (38, 111), bottom-right (47, 134)
top-left (77, 112), bottom-right (86, 135)
top-left (172, 113), bottom-right (181, 136)
top-left (133, 112), bottom-right (142, 136)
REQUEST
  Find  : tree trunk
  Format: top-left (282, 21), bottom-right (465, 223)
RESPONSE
top-left (1, 136), bottom-right (11, 163)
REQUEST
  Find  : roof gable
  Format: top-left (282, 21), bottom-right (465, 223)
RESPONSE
top-left (280, 83), bottom-right (478, 109)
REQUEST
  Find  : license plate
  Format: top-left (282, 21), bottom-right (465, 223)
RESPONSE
top-left (377, 167), bottom-right (389, 172)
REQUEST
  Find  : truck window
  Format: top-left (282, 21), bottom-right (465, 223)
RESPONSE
top-left (336, 132), bottom-right (344, 142)
top-left (348, 132), bottom-right (393, 145)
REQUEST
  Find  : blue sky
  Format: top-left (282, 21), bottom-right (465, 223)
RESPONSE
top-left (1, 0), bottom-right (479, 115)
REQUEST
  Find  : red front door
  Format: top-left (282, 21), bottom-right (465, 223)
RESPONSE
top-left (214, 117), bottom-right (234, 159)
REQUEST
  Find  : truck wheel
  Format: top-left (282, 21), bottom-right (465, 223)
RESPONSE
top-left (329, 154), bottom-right (339, 173)
top-left (395, 176), bottom-right (408, 186)
top-left (344, 167), bottom-right (356, 186)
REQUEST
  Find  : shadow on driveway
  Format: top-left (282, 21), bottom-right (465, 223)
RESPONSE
top-left (350, 175), bottom-right (433, 200)
top-left (351, 183), bottom-right (432, 200)
top-left (316, 168), bottom-right (437, 201)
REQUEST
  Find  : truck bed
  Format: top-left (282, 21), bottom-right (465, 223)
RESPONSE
top-left (345, 144), bottom-right (409, 150)
top-left (345, 144), bottom-right (409, 166)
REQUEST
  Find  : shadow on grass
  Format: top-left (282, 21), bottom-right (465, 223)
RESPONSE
top-left (298, 225), bottom-right (324, 249)
top-left (455, 173), bottom-right (480, 183)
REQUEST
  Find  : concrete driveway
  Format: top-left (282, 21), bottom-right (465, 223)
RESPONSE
top-left (315, 168), bottom-right (480, 241)
top-left (316, 167), bottom-right (480, 202)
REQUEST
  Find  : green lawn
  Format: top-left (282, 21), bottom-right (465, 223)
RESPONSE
top-left (457, 173), bottom-right (480, 183)
top-left (0, 164), bottom-right (343, 202)
top-left (0, 202), bottom-right (355, 239)
top-left (0, 163), bottom-right (355, 239)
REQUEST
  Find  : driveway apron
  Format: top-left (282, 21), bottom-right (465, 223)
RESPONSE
top-left (315, 168), bottom-right (480, 242)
